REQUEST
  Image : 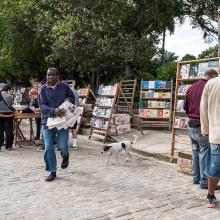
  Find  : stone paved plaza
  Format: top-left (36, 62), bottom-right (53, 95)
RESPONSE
top-left (1, 135), bottom-right (220, 220)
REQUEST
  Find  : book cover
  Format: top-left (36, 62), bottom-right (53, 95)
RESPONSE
top-left (178, 85), bottom-right (185, 95)
top-left (189, 65), bottom-right (198, 79)
top-left (208, 60), bottom-right (219, 73)
top-left (142, 81), bottom-right (149, 89)
top-left (166, 81), bottom-right (171, 89)
top-left (176, 100), bottom-right (184, 112)
top-left (198, 62), bottom-right (208, 77)
top-left (157, 109), bottom-right (163, 118)
top-left (163, 110), bottom-right (170, 118)
top-left (180, 64), bottom-right (190, 79)
top-left (155, 81), bottom-right (161, 88)
top-left (151, 109), bottom-right (158, 118)
top-left (159, 81), bottom-right (167, 88)
top-left (148, 81), bottom-right (155, 89)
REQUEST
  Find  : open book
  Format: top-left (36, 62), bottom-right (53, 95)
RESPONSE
top-left (47, 101), bottom-right (80, 130)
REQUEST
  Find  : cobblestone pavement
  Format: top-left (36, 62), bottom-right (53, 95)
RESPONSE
top-left (1, 135), bottom-right (220, 220)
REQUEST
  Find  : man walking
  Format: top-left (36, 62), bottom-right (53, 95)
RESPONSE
top-left (184, 69), bottom-right (218, 189)
top-left (200, 72), bottom-right (220, 208)
top-left (39, 68), bottom-right (75, 182)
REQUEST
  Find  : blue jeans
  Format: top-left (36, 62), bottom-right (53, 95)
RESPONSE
top-left (206, 144), bottom-right (220, 179)
top-left (43, 127), bottom-right (69, 172)
top-left (188, 126), bottom-right (209, 187)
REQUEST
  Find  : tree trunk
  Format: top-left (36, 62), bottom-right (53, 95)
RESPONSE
top-left (161, 29), bottom-right (166, 64)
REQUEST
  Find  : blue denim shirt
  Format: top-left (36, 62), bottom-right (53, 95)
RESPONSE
top-left (39, 82), bottom-right (75, 127)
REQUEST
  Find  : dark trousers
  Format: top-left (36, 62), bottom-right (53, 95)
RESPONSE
top-left (35, 118), bottom-right (41, 139)
top-left (0, 117), bottom-right (14, 149)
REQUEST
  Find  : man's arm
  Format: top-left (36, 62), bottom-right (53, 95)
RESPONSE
top-left (38, 87), bottom-right (56, 117)
top-left (200, 84), bottom-right (209, 135)
top-left (66, 86), bottom-right (75, 105)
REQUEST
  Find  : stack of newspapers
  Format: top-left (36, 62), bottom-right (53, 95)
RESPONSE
top-left (47, 101), bottom-right (80, 130)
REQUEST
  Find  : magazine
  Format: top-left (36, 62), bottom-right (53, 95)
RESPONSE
top-left (47, 101), bottom-right (80, 130)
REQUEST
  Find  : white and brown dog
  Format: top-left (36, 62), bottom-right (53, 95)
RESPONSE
top-left (101, 135), bottom-right (137, 164)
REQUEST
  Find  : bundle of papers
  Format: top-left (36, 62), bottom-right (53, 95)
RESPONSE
top-left (47, 101), bottom-right (80, 130)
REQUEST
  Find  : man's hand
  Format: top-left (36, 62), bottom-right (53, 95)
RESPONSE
top-left (54, 108), bottom-right (65, 117)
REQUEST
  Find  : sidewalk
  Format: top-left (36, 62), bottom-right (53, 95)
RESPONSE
top-left (109, 129), bottom-right (192, 162)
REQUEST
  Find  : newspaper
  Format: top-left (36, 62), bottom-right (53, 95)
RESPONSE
top-left (47, 101), bottom-right (80, 130)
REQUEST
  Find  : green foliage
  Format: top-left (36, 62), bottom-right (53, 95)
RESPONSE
top-left (156, 62), bottom-right (176, 81)
top-left (197, 45), bottom-right (218, 59)
top-left (181, 54), bottom-right (196, 61)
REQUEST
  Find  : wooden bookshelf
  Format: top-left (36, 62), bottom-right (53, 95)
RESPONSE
top-left (89, 84), bottom-right (119, 143)
top-left (77, 88), bottom-right (96, 131)
top-left (138, 80), bottom-right (173, 130)
top-left (170, 57), bottom-right (220, 162)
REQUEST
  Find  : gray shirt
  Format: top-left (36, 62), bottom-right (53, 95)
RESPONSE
top-left (2, 92), bottom-right (13, 108)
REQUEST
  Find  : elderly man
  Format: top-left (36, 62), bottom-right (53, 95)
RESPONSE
top-left (39, 68), bottom-right (75, 182)
top-left (200, 72), bottom-right (220, 208)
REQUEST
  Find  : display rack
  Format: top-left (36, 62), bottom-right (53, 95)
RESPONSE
top-left (170, 57), bottom-right (220, 161)
top-left (138, 80), bottom-right (173, 130)
top-left (89, 84), bottom-right (119, 143)
top-left (77, 88), bottom-right (96, 131)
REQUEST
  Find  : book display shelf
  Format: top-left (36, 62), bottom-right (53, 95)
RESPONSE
top-left (77, 88), bottom-right (96, 131)
top-left (170, 57), bottom-right (220, 161)
top-left (89, 84), bottom-right (119, 143)
top-left (139, 80), bottom-right (173, 130)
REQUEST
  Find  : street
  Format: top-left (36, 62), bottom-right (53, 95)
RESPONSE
top-left (0, 135), bottom-right (219, 220)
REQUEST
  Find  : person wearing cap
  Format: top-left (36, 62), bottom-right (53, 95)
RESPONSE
top-left (0, 84), bottom-right (14, 151)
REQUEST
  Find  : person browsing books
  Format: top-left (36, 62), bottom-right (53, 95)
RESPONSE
top-left (183, 69), bottom-right (218, 189)
top-left (39, 68), bottom-right (75, 182)
top-left (200, 73), bottom-right (220, 208)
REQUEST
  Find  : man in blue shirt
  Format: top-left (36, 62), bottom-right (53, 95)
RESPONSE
top-left (39, 68), bottom-right (75, 182)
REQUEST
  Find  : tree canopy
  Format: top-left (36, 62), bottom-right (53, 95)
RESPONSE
top-left (0, 0), bottom-right (219, 87)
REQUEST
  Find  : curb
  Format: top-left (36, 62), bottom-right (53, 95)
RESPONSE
top-left (132, 147), bottom-right (174, 163)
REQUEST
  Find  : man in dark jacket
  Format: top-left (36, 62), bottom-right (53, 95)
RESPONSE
top-left (39, 68), bottom-right (75, 182)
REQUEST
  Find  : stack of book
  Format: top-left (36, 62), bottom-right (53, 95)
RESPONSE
top-left (139, 109), bottom-right (170, 118)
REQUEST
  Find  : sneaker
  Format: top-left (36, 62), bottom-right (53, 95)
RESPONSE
top-left (45, 172), bottom-right (56, 182)
top-left (70, 145), bottom-right (78, 150)
top-left (207, 194), bottom-right (216, 208)
top-left (37, 146), bottom-right (44, 152)
top-left (61, 153), bottom-right (69, 169)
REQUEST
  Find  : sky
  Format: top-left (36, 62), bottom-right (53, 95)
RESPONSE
top-left (165, 19), bottom-right (218, 60)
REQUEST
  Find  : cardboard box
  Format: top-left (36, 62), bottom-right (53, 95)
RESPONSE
top-left (113, 114), bottom-right (130, 125)
top-left (117, 124), bottom-right (131, 134)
